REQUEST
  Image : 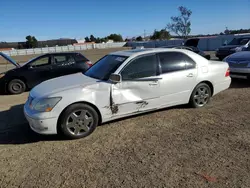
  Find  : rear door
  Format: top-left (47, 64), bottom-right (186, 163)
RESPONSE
top-left (157, 52), bottom-right (198, 107)
top-left (26, 55), bottom-right (53, 88)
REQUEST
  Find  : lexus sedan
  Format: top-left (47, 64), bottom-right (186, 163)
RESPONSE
top-left (24, 48), bottom-right (231, 139)
top-left (0, 52), bottom-right (92, 94)
top-left (223, 51), bottom-right (250, 80)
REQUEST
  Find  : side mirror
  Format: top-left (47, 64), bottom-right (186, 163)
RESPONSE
top-left (109, 74), bottom-right (121, 83)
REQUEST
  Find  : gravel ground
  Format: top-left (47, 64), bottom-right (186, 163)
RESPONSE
top-left (0, 79), bottom-right (250, 188)
top-left (0, 48), bottom-right (249, 187)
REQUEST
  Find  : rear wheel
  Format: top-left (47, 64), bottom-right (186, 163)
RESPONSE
top-left (59, 103), bottom-right (99, 139)
top-left (8, 79), bottom-right (26, 94)
top-left (189, 83), bottom-right (211, 108)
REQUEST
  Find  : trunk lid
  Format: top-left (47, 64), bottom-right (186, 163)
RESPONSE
top-left (184, 38), bottom-right (200, 47)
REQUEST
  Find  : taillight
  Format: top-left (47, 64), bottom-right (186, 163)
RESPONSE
top-left (86, 61), bottom-right (93, 67)
top-left (225, 68), bottom-right (230, 77)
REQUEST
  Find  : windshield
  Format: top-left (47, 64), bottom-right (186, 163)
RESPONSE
top-left (84, 55), bottom-right (128, 80)
top-left (228, 38), bottom-right (250, 45)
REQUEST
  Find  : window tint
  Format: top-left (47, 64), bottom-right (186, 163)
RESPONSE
top-left (74, 53), bottom-right (88, 62)
top-left (184, 54), bottom-right (196, 69)
top-left (30, 56), bottom-right (50, 67)
top-left (158, 52), bottom-right (195, 74)
top-left (121, 54), bottom-right (157, 80)
top-left (54, 55), bottom-right (75, 65)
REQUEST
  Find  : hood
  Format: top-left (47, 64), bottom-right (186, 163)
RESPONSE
top-left (226, 51), bottom-right (250, 61)
top-left (0, 52), bottom-right (20, 68)
top-left (30, 73), bottom-right (98, 98)
top-left (184, 38), bottom-right (199, 47)
top-left (219, 45), bottom-right (241, 50)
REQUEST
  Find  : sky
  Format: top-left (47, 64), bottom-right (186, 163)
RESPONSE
top-left (0, 0), bottom-right (250, 42)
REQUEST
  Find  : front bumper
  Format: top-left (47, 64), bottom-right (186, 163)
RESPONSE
top-left (24, 104), bottom-right (58, 135)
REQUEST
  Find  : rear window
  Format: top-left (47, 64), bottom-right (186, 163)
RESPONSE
top-left (228, 38), bottom-right (250, 45)
top-left (74, 53), bottom-right (89, 62)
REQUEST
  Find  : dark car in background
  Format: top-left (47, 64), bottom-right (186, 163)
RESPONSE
top-left (216, 37), bottom-right (250, 60)
top-left (0, 52), bottom-right (92, 94)
top-left (223, 51), bottom-right (250, 80)
top-left (159, 38), bottom-right (211, 60)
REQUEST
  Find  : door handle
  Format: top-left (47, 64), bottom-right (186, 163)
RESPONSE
top-left (149, 82), bottom-right (158, 86)
top-left (186, 73), bottom-right (194, 77)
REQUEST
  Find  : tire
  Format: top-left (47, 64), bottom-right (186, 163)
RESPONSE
top-left (8, 79), bottom-right (26, 94)
top-left (189, 83), bottom-right (211, 108)
top-left (218, 57), bottom-right (223, 61)
top-left (59, 103), bottom-right (99, 139)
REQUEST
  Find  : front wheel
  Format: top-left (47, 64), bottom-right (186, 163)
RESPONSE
top-left (8, 79), bottom-right (26, 94)
top-left (59, 103), bottom-right (99, 139)
top-left (189, 83), bottom-right (211, 108)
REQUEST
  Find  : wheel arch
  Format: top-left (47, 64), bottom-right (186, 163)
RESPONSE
top-left (57, 101), bottom-right (102, 133)
top-left (199, 80), bottom-right (214, 96)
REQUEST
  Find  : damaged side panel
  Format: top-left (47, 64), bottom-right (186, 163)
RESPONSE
top-left (107, 81), bottom-right (160, 117)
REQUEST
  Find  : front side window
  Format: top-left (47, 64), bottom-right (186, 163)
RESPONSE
top-left (121, 54), bottom-right (157, 80)
top-left (84, 55), bottom-right (127, 80)
top-left (30, 56), bottom-right (50, 67)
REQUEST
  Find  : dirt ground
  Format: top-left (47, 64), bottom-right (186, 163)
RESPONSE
top-left (0, 49), bottom-right (250, 187)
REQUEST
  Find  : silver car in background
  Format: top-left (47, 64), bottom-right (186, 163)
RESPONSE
top-left (223, 51), bottom-right (250, 80)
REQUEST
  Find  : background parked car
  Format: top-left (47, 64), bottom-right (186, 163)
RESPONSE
top-left (159, 38), bottom-right (211, 60)
top-left (223, 51), bottom-right (250, 80)
top-left (0, 52), bottom-right (92, 94)
top-left (216, 36), bottom-right (250, 60)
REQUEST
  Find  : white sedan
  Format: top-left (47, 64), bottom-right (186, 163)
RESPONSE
top-left (24, 48), bottom-right (231, 139)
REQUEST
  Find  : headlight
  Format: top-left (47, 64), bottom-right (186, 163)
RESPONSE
top-left (0, 73), bottom-right (5, 78)
top-left (30, 97), bottom-right (62, 112)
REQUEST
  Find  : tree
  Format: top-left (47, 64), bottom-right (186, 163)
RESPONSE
top-left (25, 35), bottom-right (38, 48)
top-left (90, 34), bottom-right (96, 42)
top-left (136, 36), bottom-right (143, 41)
top-left (167, 6), bottom-right (192, 38)
top-left (85, 36), bottom-right (90, 42)
top-left (224, 27), bottom-right (230, 35)
top-left (150, 29), bottom-right (171, 40)
top-left (107, 34), bottom-right (123, 42)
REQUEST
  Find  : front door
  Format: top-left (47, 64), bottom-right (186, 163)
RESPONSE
top-left (26, 55), bottom-right (53, 88)
top-left (111, 54), bottom-right (161, 117)
top-left (157, 52), bottom-right (198, 107)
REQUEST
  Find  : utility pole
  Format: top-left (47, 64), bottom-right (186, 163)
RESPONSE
top-left (144, 29), bottom-right (146, 40)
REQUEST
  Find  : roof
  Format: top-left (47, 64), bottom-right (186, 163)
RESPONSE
top-left (110, 48), bottom-right (193, 57)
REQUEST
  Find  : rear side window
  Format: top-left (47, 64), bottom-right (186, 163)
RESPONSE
top-left (74, 53), bottom-right (88, 62)
top-left (54, 55), bottom-right (75, 65)
top-left (158, 52), bottom-right (196, 74)
top-left (121, 54), bottom-right (157, 80)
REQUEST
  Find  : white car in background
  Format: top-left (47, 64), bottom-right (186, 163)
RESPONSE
top-left (24, 48), bottom-right (231, 139)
